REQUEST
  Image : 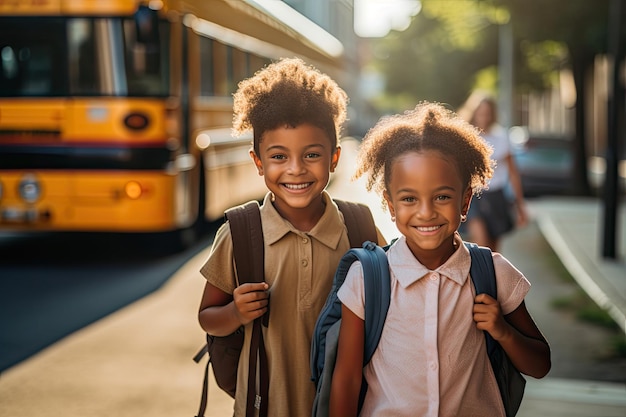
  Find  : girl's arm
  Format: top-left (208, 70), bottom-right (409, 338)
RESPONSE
top-left (329, 304), bottom-right (365, 417)
top-left (474, 294), bottom-right (551, 378)
top-left (198, 281), bottom-right (269, 336)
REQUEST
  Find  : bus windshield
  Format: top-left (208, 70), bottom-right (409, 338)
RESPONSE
top-left (0, 16), bottom-right (169, 97)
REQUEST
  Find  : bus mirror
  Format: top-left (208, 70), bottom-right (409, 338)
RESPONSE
top-left (175, 153), bottom-right (196, 172)
top-left (135, 6), bottom-right (159, 44)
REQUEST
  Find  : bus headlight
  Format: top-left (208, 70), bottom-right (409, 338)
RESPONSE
top-left (18, 175), bottom-right (41, 203)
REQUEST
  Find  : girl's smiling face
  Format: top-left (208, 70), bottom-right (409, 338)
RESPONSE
top-left (384, 150), bottom-right (472, 268)
top-left (250, 123), bottom-right (340, 224)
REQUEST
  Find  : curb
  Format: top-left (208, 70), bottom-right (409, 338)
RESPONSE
top-left (536, 214), bottom-right (626, 333)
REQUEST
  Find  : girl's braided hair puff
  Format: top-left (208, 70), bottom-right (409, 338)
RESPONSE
top-left (232, 57), bottom-right (348, 155)
top-left (354, 102), bottom-right (494, 208)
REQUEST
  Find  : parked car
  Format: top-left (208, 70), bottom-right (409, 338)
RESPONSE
top-left (509, 127), bottom-right (576, 197)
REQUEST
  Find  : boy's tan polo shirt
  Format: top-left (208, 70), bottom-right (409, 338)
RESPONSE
top-left (200, 191), bottom-right (353, 417)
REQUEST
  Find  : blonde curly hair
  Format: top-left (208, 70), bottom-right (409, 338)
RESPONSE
top-left (232, 57), bottom-right (348, 155)
top-left (354, 102), bottom-right (494, 205)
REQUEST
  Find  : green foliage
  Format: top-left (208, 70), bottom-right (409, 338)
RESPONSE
top-left (364, 0), bottom-right (614, 116)
top-left (551, 289), bottom-right (619, 330)
top-left (421, 0), bottom-right (506, 51)
top-left (473, 66), bottom-right (498, 92)
top-left (504, 0), bottom-right (611, 51)
top-left (369, 0), bottom-right (500, 113)
top-left (612, 336), bottom-right (626, 357)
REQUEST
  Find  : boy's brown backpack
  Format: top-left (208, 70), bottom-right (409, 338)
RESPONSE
top-left (193, 199), bottom-right (378, 417)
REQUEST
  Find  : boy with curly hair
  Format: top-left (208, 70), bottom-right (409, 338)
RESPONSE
top-left (198, 57), bottom-right (385, 417)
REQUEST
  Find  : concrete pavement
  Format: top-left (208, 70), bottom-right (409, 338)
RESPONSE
top-left (1, 138), bottom-right (625, 416)
top-left (533, 196), bottom-right (626, 334)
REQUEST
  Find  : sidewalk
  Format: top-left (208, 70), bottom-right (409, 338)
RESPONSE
top-left (1, 192), bottom-right (625, 415)
top-left (515, 195), bottom-right (626, 417)
top-left (532, 196), bottom-right (626, 333)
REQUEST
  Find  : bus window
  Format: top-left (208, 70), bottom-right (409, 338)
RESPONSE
top-left (212, 40), bottom-right (228, 97)
top-left (0, 18), bottom-right (67, 97)
top-left (200, 37), bottom-right (215, 96)
top-left (231, 48), bottom-right (249, 93)
top-left (134, 5), bottom-right (160, 45)
top-left (225, 45), bottom-right (234, 94)
top-left (69, 16), bottom-right (169, 97)
top-left (123, 18), bottom-right (169, 96)
top-left (0, 15), bottom-right (169, 98)
top-left (249, 54), bottom-right (271, 78)
top-left (68, 19), bottom-right (99, 95)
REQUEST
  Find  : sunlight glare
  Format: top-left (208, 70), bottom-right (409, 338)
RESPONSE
top-left (354, 0), bottom-right (421, 38)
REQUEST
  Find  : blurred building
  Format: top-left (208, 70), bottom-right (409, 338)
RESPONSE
top-left (284, 0), bottom-right (373, 136)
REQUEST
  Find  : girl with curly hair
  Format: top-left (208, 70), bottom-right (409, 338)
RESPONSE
top-left (330, 102), bottom-right (550, 417)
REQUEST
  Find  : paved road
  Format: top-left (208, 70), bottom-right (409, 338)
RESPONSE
top-left (0, 229), bottom-right (217, 372)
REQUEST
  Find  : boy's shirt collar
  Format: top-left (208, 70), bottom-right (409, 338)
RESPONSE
top-left (261, 191), bottom-right (345, 250)
top-left (389, 233), bottom-right (471, 288)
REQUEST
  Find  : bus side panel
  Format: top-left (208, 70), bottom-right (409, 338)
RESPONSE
top-left (66, 99), bottom-right (168, 144)
top-left (0, 170), bottom-right (179, 231)
top-left (202, 141), bottom-right (266, 221)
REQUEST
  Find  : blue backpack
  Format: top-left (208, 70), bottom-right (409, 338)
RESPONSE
top-left (310, 241), bottom-right (390, 417)
top-left (309, 241), bottom-right (525, 417)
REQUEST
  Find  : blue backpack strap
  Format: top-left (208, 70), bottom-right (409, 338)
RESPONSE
top-left (310, 240), bottom-right (391, 382)
top-left (465, 242), bottom-right (526, 417)
top-left (464, 241), bottom-right (497, 357)
top-left (359, 241), bottom-right (391, 363)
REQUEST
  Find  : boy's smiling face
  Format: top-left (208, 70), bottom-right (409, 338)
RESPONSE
top-left (250, 123), bottom-right (340, 222)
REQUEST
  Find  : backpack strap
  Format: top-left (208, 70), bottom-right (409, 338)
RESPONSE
top-left (309, 241), bottom-right (391, 417)
top-left (310, 241), bottom-right (391, 382)
top-left (193, 342), bottom-right (210, 417)
top-left (360, 241), bottom-right (392, 363)
top-left (465, 241), bottom-right (526, 417)
top-left (464, 241), bottom-right (497, 357)
top-left (226, 201), bottom-right (264, 286)
top-left (334, 241), bottom-right (391, 364)
top-left (225, 201), bottom-right (269, 417)
top-left (335, 199), bottom-right (378, 248)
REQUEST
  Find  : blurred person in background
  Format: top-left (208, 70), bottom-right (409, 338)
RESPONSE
top-left (458, 91), bottom-right (528, 252)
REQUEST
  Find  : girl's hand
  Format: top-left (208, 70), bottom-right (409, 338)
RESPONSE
top-left (233, 282), bottom-right (269, 325)
top-left (515, 201), bottom-right (529, 228)
top-left (473, 293), bottom-right (509, 341)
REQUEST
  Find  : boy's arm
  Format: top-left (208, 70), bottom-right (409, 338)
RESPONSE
top-left (198, 281), bottom-right (268, 336)
top-left (473, 295), bottom-right (551, 378)
top-left (330, 304), bottom-right (365, 417)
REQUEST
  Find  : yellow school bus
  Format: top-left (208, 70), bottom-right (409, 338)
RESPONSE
top-left (0, 0), bottom-right (345, 239)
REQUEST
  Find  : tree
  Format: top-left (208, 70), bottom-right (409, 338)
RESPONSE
top-left (365, 0), bottom-right (622, 196)
top-left (369, 0), bottom-right (501, 110)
